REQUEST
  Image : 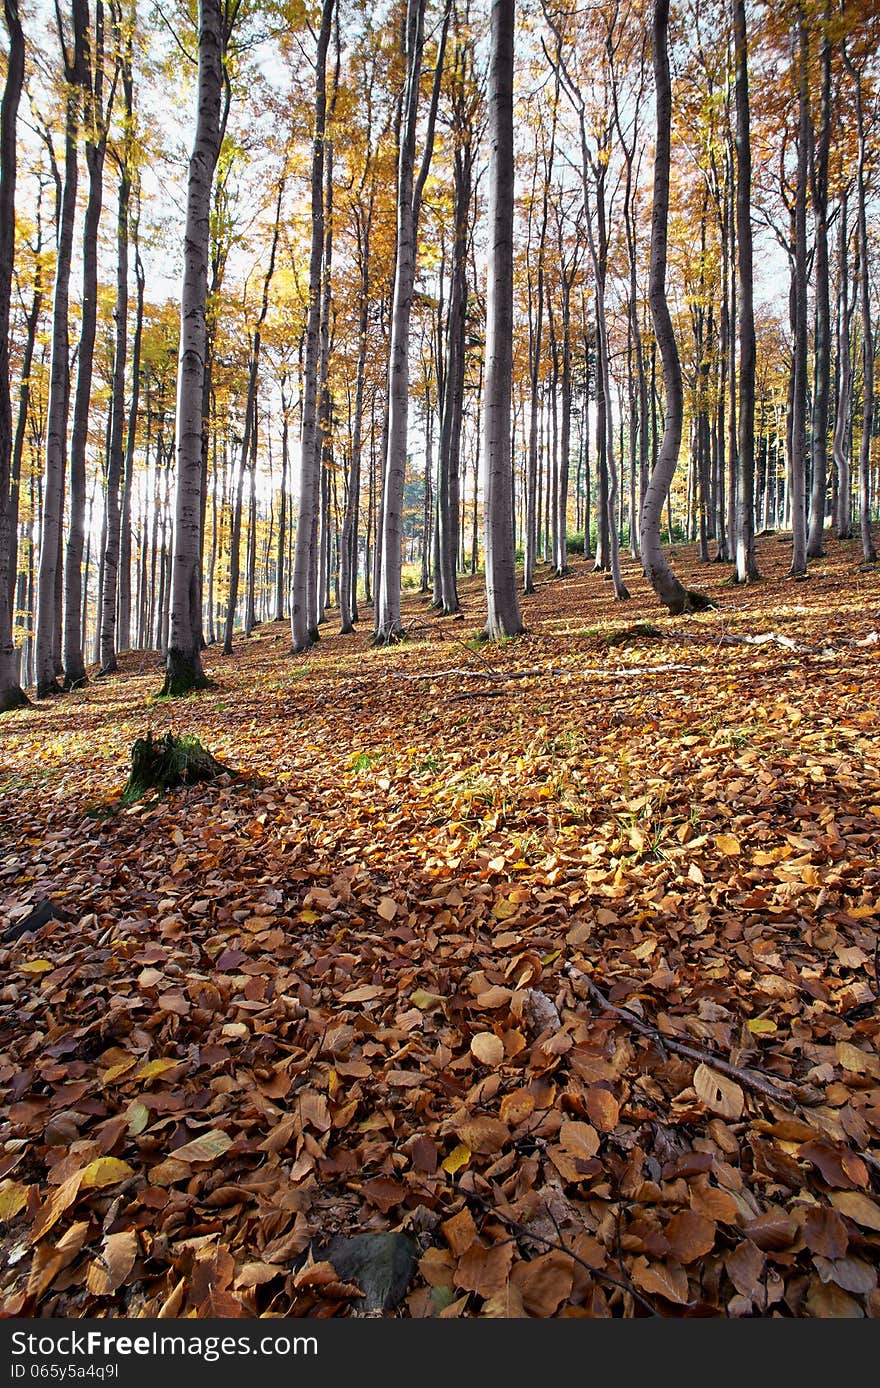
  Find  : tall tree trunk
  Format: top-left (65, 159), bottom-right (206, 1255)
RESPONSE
top-left (807, 13), bottom-right (831, 559)
top-left (64, 0), bottom-right (115, 689)
top-left (35, 0), bottom-right (89, 697)
top-left (833, 191), bottom-right (853, 540)
top-left (118, 238), bottom-right (143, 651)
top-left (482, 0), bottom-right (521, 640)
top-left (641, 0), bottom-right (711, 613)
top-left (374, 0), bottom-right (449, 642)
top-left (99, 93), bottom-right (132, 674)
top-left (0, 0), bottom-right (26, 710)
top-left (162, 0), bottom-right (225, 693)
top-left (733, 0), bottom-right (759, 581)
top-left (223, 176), bottom-right (282, 653)
top-left (275, 380), bottom-right (289, 621)
top-left (789, 15), bottom-right (810, 577)
top-left (290, 0), bottom-right (333, 652)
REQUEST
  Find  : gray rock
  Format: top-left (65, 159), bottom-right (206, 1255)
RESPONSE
top-left (318, 1232), bottom-right (418, 1313)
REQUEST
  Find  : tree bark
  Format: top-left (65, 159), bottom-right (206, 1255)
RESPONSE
top-left (641, 0), bottom-right (711, 613)
top-left (482, 0), bottom-right (522, 641)
top-left (35, 0), bottom-right (89, 697)
top-left (0, 0), bottom-right (26, 711)
top-left (806, 12), bottom-right (831, 560)
top-left (162, 0), bottom-right (225, 693)
top-left (732, 0), bottom-right (759, 581)
top-left (374, 0), bottom-right (449, 642)
top-left (290, 0), bottom-right (333, 652)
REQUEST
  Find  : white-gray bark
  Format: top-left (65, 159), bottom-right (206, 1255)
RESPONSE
top-left (162, 0), bottom-right (224, 694)
top-left (481, 0), bottom-right (521, 641)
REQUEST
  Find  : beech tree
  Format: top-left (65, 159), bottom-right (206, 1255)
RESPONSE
top-left (162, 0), bottom-right (228, 694)
top-left (0, 0), bottom-right (25, 711)
top-left (481, 0), bottom-right (521, 641)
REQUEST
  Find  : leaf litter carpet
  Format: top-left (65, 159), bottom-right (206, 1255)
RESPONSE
top-left (2, 538), bottom-right (880, 1318)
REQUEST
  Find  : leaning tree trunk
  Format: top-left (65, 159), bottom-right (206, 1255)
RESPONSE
top-left (162, 0), bottom-right (225, 694)
top-left (732, 0), bottom-right (759, 582)
top-left (0, 0), bottom-right (25, 711)
top-left (641, 0), bottom-right (711, 613)
top-left (290, 0), bottom-right (333, 653)
top-left (482, 0), bottom-right (522, 641)
top-left (35, 0), bottom-right (88, 697)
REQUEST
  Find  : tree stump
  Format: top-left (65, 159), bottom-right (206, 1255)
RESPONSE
top-left (121, 732), bottom-right (231, 804)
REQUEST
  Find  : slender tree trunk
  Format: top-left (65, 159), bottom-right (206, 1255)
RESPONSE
top-left (789, 15), bottom-right (810, 577)
top-left (290, 0), bottom-right (333, 652)
top-left (35, 0), bottom-right (89, 697)
top-left (641, 0), bottom-right (711, 613)
top-left (733, 0), bottom-right (759, 581)
top-left (116, 239), bottom-right (142, 653)
top-left (833, 192), bottom-right (853, 540)
top-left (0, 0), bottom-right (25, 710)
top-left (99, 145), bottom-right (131, 672)
top-left (849, 55), bottom-right (876, 563)
top-left (482, 0), bottom-right (521, 640)
top-left (162, 0), bottom-right (225, 693)
top-left (64, 1), bottom-right (115, 688)
top-left (807, 14), bottom-right (831, 559)
top-left (375, 0), bottom-right (449, 642)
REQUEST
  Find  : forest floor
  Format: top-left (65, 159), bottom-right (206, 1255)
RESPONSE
top-left (2, 535), bottom-right (880, 1318)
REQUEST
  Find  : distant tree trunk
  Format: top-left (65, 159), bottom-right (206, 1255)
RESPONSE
top-left (482, 0), bottom-right (522, 640)
top-left (732, 0), bottom-right (759, 582)
top-left (0, 0), bottom-right (26, 711)
top-left (833, 191), bottom-right (853, 540)
top-left (118, 238), bottom-right (143, 652)
top-left (162, 0), bottom-right (225, 694)
top-left (244, 415), bottom-right (257, 635)
top-left (374, 0), bottom-right (449, 642)
top-left (437, 120), bottom-right (471, 614)
top-left (223, 176), bottom-right (281, 654)
top-left (64, 0), bottom-right (116, 689)
top-left (340, 197), bottom-right (371, 632)
top-left (99, 72), bottom-right (132, 674)
top-left (290, 0), bottom-right (333, 652)
top-left (806, 14), bottom-right (831, 560)
top-left (641, 0), bottom-right (710, 613)
top-left (35, 0), bottom-right (89, 697)
top-left (846, 49), bottom-right (876, 564)
top-left (275, 380), bottom-right (289, 621)
top-left (789, 15), bottom-right (809, 578)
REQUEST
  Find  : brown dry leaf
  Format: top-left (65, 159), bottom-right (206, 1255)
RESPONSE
top-left (631, 1257), bottom-right (690, 1306)
top-left (442, 1207), bottom-right (478, 1257)
top-left (454, 1239), bottom-right (515, 1298)
top-left (169, 1130), bottom-right (232, 1164)
top-left (586, 1087), bottom-right (619, 1132)
top-left (665, 1211), bottom-right (716, 1264)
top-left (558, 1120), bottom-right (600, 1160)
top-left (804, 1279), bottom-right (864, 1318)
top-left (693, 1063), bottom-right (744, 1120)
top-left (470, 1032), bottom-right (504, 1067)
top-left (511, 1251), bottom-right (575, 1316)
top-left (481, 1282), bottom-right (528, 1318)
top-left (828, 1191), bottom-right (880, 1231)
top-left (454, 1115), bottom-right (509, 1155)
top-left (86, 1230), bottom-right (138, 1296)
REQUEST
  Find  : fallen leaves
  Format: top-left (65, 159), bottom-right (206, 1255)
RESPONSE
top-left (2, 542), bottom-right (880, 1318)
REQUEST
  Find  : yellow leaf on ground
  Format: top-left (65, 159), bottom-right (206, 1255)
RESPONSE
top-left (714, 834), bottom-right (742, 856)
top-left (442, 1144), bottom-right (471, 1175)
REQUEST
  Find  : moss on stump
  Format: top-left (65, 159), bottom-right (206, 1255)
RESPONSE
top-left (121, 732), bottom-right (231, 804)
